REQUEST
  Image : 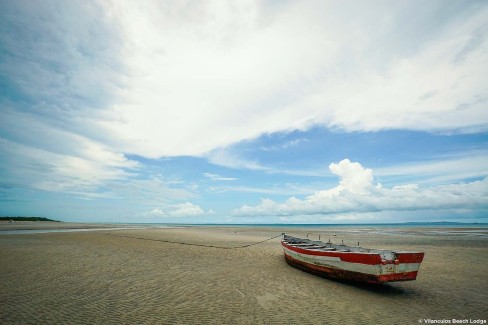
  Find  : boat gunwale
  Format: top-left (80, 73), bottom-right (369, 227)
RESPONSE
top-left (282, 241), bottom-right (381, 256)
top-left (282, 234), bottom-right (423, 255)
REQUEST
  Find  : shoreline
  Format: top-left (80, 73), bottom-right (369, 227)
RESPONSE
top-left (1, 221), bottom-right (487, 238)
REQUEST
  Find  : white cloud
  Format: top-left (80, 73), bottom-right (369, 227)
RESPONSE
top-left (233, 159), bottom-right (488, 217)
top-left (375, 152), bottom-right (488, 184)
top-left (203, 173), bottom-right (237, 181)
top-left (0, 0), bottom-right (125, 117)
top-left (206, 148), bottom-right (268, 171)
top-left (244, 149), bottom-right (488, 182)
top-left (208, 183), bottom-right (323, 196)
top-left (329, 159), bottom-right (375, 194)
top-left (260, 138), bottom-right (308, 151)
top-left (107, 175), bottom-right (197, 204)
top-left (0, 115), bottom-right (139, 198)
top-left (0, 108), bottom-right (196, 203)
top-left (2, 1), bottom-right (487, 160)
top-left (148, 202), bottom-right (206, 218)
top-left (0, 1), bottom-right (138, 199)
top-left (98, 1), bottom-right (488, 158)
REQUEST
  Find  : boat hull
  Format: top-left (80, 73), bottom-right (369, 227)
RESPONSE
top-left (284, 252), bottom-right (419, 284)
top-left (282, 240), bottom-right (424, 284)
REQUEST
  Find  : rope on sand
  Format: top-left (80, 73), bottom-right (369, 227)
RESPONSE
top-left (105, 232), bottom-right (283, 249)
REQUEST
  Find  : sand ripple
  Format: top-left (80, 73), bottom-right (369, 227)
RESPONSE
top-left (1, 227), bottom-right (487, 324)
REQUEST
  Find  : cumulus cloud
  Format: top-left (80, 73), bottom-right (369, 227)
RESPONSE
top-left (233, 159), bottom-right (488, 217)
top-left (148, 202), bottom-right (207, 218)
top-left (329, 159), bottom-right (375, 194)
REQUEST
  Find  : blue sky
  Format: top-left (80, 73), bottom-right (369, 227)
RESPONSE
top-left (1, 0), bottom-right (487, 223)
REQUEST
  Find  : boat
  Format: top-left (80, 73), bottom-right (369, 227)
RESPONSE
top-left (281, 234), bottom-right (424, 284)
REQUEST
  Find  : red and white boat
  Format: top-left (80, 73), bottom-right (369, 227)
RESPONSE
top-left (281, 234), bottom-right (424, 284)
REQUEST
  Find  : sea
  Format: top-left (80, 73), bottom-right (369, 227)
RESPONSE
top-left (1, 222), bottom-right (487, 236)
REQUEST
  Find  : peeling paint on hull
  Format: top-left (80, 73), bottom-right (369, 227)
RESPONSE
top-left (284, 253), bottom-right (419, 284)
top-left (282, 234), bottom-right (424, 284)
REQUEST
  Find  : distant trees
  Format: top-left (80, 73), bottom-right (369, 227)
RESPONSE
top-left (0, 216), bottom-right (59, 222)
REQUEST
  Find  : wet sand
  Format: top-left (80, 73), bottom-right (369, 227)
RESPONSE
top-left (1, 225), bottom-right (487, 324)
top-left (0, 221), bottom-right (134, 231)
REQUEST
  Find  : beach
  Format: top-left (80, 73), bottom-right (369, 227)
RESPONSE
top-left (1, 224), bottom-right (487, 324)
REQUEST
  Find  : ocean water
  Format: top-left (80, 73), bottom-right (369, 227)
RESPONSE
top-left (163, 222), bottom-right (488, 228)
top-left (1, 222), bottom-right (487, 236)
top-left (0, 227), bottom-right (147, 235)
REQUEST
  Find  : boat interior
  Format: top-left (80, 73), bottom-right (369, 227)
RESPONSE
top-left (282, 234), bottom-right (396, 259)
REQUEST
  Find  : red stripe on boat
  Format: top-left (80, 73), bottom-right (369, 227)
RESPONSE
top-left (284, 253), bottom-right (419, 284)
top-left (395, 252), bottom-right (425, 264)
top-left (282, 242), bottom-right (382, 265)
top-left (282, 242), bottom-right (423, 265)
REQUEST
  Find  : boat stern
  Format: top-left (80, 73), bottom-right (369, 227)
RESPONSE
top-left (376, 251), bottom-right (425, 283)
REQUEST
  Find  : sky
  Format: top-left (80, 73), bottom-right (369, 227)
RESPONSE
top-left (1, 0), bottom-right (487, 224)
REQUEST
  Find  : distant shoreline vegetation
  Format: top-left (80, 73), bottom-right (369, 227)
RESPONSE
top-left (0, 216), bottom-right (59, 222)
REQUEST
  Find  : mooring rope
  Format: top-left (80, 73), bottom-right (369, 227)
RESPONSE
top-left (106, 232), bottom-right (283, 249)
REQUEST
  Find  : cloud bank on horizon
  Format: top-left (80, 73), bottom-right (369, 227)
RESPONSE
top-left (234, 159), bottom-right (488, 221)
top-left (0, 0), bottom-right (487, 222)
